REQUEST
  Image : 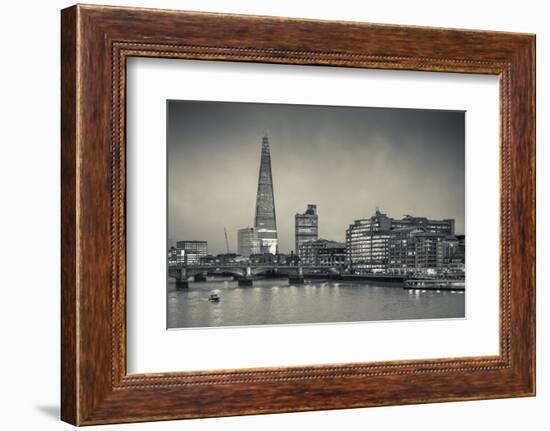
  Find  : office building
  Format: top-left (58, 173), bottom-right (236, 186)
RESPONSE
top-left (388, 228), bottom-right (464, 274)
top-left (346, 209), bottom-right (459, 273)
top-left (237, 227), bottom-right (261, 257)
top-left (168, 246), bottom-right (185, 267)
top-left (316, 241), bottom-right (347, 269)
top-left (175, 240), bottom-right (208, 265)
top-left (295, 204), bottom-right (318, 256)
top-left (345, 210), bottom-right (393, 272)
top-left (299, 239), bottom-right (346, 268)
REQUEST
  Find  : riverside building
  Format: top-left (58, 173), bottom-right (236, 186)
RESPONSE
top-left (346, 209), bottom-right (461, 274)
top-left (388, 228), bottom-right (464, 275)
top-left (174, 240), bottom-right (208, 265)
top-left (295, 204), bottom-right (318, 256)
top-left (298, 239), bottom-right (346, 269)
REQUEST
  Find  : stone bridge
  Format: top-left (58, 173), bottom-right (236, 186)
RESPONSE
top-left (167, 264), bottom-right (342, 288)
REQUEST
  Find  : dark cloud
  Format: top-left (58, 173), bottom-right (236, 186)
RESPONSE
top-left (168, 100), bottom-right (465, 254)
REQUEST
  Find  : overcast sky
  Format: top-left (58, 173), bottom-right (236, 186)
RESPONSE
top-left (167, 100), bottom-right (465, 255)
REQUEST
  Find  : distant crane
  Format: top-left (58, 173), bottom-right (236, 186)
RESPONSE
top-left (224, 228), bottom-right (230, 254)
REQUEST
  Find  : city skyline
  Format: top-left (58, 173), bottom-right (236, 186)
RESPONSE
top-left (167, 100), bottom-right (465, 255)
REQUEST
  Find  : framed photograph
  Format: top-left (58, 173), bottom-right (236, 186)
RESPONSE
top-left (164, 100), bottom-right (466, 330)
top-left (61, 4), bottom-right (535, 425)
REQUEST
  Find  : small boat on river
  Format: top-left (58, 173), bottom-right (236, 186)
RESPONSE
top-left (404, 278), bottom-right (465, 292)
top-left (208, 293), bottom-right (220, 302)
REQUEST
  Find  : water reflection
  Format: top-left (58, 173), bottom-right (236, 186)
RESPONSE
top-left (167, 279), bottom-right (465, 329)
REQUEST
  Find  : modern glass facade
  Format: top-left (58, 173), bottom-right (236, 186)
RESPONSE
top-left (345, 210), bottom-right (392, 272)
top-left (175, 240), bottom-right (208, 265)
top-left (295, 204), bottom-right (318, 256)
top-left (254, 135), bottom-right (278, 254)
top-left (167, 246), bottom-right (185, 267)
top-left (237, 227), bottom-right (261, 257)
top-left (388, 228), bottom-right (464, 275)
top-left (346, 210), bottom-right (461, 274)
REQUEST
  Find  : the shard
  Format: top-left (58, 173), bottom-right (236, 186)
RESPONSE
top-left (254, 135), bottom-right (278, 254)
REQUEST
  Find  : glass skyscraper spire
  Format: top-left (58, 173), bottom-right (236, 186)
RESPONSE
top-left (254, 135), bottom-right (278, 254)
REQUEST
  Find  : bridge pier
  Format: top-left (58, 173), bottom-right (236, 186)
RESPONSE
top-left (175, 279), bottom-right (189, 289)
top-left (175, 268), bottom-right (189, 288)
top-left (289, 266), bottom-right (304, 285)
top-left (288, 276), bottom-right (304, 284)
top-left (237, 277), bottom-right (253, 287)
top-left (237, 266), bottom-right (253, 286)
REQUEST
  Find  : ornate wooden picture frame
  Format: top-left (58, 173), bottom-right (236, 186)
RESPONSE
top-left (61, 4), bottom-right (535, 425)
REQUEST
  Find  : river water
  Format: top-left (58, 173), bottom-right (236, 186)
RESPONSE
top-left (167, 278), bottom-right (465, 329)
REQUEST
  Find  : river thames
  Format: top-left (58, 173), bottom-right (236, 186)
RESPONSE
top-left (167, 278), bottom-right (465, 329)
